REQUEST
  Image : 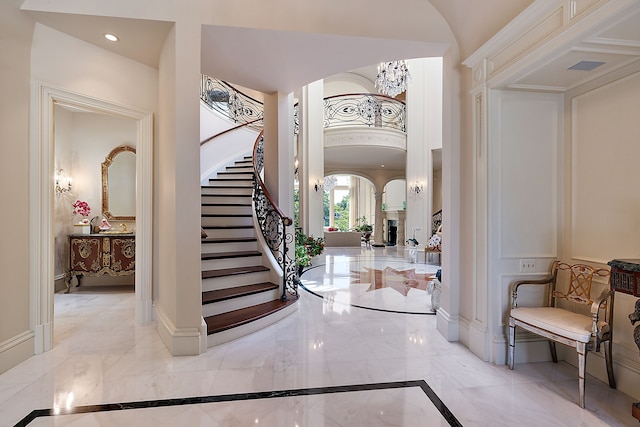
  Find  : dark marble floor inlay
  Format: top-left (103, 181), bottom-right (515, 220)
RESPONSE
top-left (15, 380), bottom-right (462, 426)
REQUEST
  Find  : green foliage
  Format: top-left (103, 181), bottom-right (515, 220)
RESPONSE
top-left (295, 230), bottom-right (325, 266)
top-left (333, 194), bottom-right (350, 231)
top-left (353, 216), bottom-right (373, 233)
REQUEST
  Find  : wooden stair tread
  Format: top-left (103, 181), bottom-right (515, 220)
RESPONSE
top-left (202, 282), bottom-right (278, 304)
top-left (202, 225), bottom-right (253, 229)
top-left (205, 298), bottom-right (296, 335)
top-left (202, 265), bottom-right (269, 279)
top-left (201, 250), bottom-right (261, 260)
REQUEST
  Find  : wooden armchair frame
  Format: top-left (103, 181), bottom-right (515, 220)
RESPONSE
top-left (508, 261), bottom-right (616, 408)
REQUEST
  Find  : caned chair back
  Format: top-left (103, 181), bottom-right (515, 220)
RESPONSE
top-left (552, 262), bottom-right (611, 316)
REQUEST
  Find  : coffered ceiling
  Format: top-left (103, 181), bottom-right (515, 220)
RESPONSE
top-left (499, 5), bottom-right (640, 92)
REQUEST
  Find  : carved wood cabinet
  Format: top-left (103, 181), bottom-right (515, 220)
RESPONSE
top-left (68, 233), bottom-right (135, 291)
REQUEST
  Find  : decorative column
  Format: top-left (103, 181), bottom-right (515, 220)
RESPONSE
top-left (298, 80), bottom-right (324, 237)
top-left (373, 191), bottom-right (384, 246)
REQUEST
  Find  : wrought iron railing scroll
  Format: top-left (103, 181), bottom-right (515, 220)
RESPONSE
top-left (323, 93), bottom-right (406, 132)
top-left (200, 75), bottom-right (264, 131)
top-left (252, 132), bottom-right (298, 300)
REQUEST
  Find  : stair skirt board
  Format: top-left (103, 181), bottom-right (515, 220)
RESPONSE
top-left (206, 300), bottom-right (298, 347)
top-left (202, 288), bottom-right (281, 317)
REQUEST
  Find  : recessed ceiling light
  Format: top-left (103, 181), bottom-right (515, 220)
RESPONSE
top-left (104, 33), bottom-right (119, 42)
top-left (381, 164), bottom-right (385, 168)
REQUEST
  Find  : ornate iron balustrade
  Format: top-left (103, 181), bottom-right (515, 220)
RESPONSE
top-left (323, 93), bottom-right (406, 132)
top-left (252, 133), bottom-right (298, 299)
top-left (200, 75), bottom-right (263, 130)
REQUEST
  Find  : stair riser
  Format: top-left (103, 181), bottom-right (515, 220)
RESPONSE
top-left (201, 187), bottom-right (253, 196)
top-left (201, 205), bottom-right (252, 215)
top-left (201, 241), bottom-right (258, 254)
top-left (201, 216), bottom-right (253, 227)
top-left (202, 271), bottom-right (271, 291)
top-left (216, 173), bottom-right (254, 180)
top-left (203, 228), bottom-right (255, 239)
top-left (201, 195), bottom-right (252, 204)
top-left (225, 167), bottom-right (254, 173)
top-left (201, 256), bottom-right (262, 270)
top-left (208, 180), bottom-right (253, 188)
top-left (202, 289), bottom-right (281, 318)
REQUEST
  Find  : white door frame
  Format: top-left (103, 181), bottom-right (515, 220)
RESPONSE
top-left (30, 82), bottom-right (153, 354)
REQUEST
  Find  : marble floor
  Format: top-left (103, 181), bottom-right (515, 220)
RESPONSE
top-left (1, 247), bottom-right (637, 426)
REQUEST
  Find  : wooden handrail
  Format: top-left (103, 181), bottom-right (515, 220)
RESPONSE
top-left (200, 118), bottom-right (262, 146)
top-left (252, 131), bottom-right (293, 226)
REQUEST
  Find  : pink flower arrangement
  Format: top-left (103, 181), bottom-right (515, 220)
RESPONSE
top-left (72, 200), bottom-right (91, 218)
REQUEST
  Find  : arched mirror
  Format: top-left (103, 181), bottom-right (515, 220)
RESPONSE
top-left (102, 145), bottom-right (136, 221)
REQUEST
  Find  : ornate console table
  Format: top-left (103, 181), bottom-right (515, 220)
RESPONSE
top-left (68, 233), bottom-right (135, 292)
top-left (607, 259), bottom-right (640, 422)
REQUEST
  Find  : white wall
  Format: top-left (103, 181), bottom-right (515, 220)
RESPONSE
top-left (200, 103), bottom-right (258, 182)
top-left (0, 2), bottom-right (36, 374)
top-left (383, 179), bottom-right (406, 211)
top-left (487, 91), bottom-right (561, 364)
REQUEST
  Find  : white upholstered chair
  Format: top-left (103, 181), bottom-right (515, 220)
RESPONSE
top-left (508, 261), bottom-right (616, 408)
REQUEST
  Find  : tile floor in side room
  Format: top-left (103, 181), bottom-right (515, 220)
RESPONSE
top-left (0, 247), bottom-right (636, 426)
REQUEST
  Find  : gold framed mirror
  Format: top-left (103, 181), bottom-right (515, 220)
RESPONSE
top-left (102, 145), bottom-right (136, 221)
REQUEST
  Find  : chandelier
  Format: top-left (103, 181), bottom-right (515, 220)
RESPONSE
top-left (375, 60), bottom-right (411, 97)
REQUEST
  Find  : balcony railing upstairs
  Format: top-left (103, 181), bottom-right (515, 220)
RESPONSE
top-left (200, 75), bottom-right (264, 131)
top-left (323, 93), bottom-right (406, 132)
top-left (200, 75), bottom-right (407, 134)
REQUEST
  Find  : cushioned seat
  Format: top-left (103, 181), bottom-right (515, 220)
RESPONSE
top-left (508, 261), bottom-right (616, 408)
top-left (510, 307), bottom-right (609, 343)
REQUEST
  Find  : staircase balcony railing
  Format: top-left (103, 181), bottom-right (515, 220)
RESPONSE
top-left (200, 75), bottom-right (407, 135)
top-left (252, 133), bottom-right (298, 300)
top-left (323, 93), bottom-right (406, 132)
top-left (200, 75), bottom-right (264, 131)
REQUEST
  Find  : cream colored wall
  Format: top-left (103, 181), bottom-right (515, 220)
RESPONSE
top-left (562, 69), bottom-right (640, 398)
top-left (0, 1), bottom-right (36, 374)
top-left (383, 179), bottom-right (406, 211)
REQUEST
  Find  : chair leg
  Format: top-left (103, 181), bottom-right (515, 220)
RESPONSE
top-left (549, 341), bottom-right (558, 363)
top-left (508, 319), bottom-right (515, 370)
top-left (604, 339), bottom-right (616, 389)
top-left (577, 342), bottom-right (587, 408)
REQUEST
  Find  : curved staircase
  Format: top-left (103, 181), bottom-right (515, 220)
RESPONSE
top-left (201, 155), bottom-right (296, 346)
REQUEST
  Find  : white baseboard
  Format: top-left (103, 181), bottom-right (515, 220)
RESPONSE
top-left (155, 306), bottom-right (205, 356)
top-left (436, 308), bottom-right (459, 341)
top-left (0, 331), bottom-right (34, 375)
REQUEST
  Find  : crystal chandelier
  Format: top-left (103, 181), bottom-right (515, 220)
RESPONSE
top-left (375, 60), bottom-right (411, 97)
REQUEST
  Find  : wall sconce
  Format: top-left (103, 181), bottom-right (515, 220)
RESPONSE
top-left (55, 169), bottom-right (72, 195)
top-left (313, 179), bottom-right (324, 192)
top-left (409, 181), bottom-right (423, 196)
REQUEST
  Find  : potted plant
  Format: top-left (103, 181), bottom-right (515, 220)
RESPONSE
top-left (295, 230), bottom-right (325, 275)
top-left (353, 216), bottom-right (373, 234)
